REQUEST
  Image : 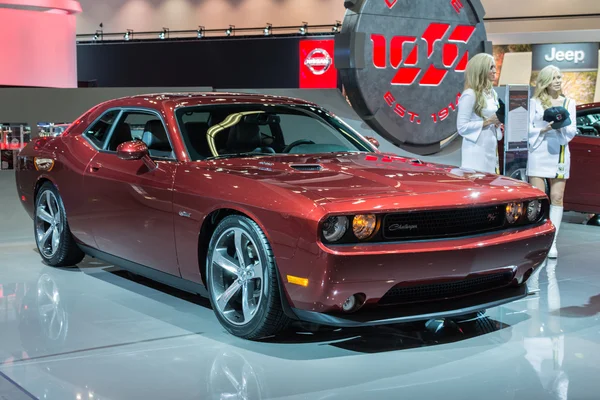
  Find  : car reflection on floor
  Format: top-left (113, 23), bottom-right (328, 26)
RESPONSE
top-left (1, 249), bottom-right (599, 400)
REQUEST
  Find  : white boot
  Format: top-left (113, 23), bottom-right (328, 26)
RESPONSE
top-left (548, 205), bottom-right (563, 259)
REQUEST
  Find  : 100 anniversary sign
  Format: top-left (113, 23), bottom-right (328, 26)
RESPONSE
top-left (335, 0), bottom-right (491, 155)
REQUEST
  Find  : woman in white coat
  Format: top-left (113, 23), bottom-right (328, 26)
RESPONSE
top-left (456, 53), bottom-right (502, 174)
top-left (528, 65), bottom-right (577, 259)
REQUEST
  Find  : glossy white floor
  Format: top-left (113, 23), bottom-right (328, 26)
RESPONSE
top-left (1, 171), bottom-right (600, 400)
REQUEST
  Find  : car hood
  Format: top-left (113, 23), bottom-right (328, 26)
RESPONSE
top-left (199, 153), bottom-right (533, 203)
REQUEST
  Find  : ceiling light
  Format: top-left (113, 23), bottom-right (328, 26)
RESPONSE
top-left (332, 20), bottom-right (342, 33)
top-left (93, 26), bottom-right (102, 41)
top-left (264, 23), bottom-right (272, 36)
top-left (159, 27), bottom-right (168, 39)
top-left (299, 22), bottom-right (308, 35)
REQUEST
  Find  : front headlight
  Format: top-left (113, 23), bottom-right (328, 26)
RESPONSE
top-left (527, 200), bottom-right (542, 222)
top-left (322, 216), bottom-right (348, 242)
top-left (505, 202), bottom-right (524, 224)
top-left (352, 214), bottom-right (377, 240)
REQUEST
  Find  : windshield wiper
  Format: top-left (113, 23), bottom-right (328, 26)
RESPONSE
top-left (205, 152), bottom-right (276, 160)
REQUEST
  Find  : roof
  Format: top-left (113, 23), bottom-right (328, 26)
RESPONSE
top-left (111, 92), bottom-right (319, 108)
top-left (577, 102), bottom-right (600, 111)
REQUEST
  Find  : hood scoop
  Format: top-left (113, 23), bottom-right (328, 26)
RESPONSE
top-left (290, 164), bottom-right (323, 172)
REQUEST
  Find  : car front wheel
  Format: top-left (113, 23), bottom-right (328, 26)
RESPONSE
top-left (34, 182), bottom-right (85, 267)
top-left (206, 215), bottom-right (291, 339)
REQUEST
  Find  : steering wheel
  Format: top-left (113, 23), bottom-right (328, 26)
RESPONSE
top-left (282, 140), bottom-right (315, 153)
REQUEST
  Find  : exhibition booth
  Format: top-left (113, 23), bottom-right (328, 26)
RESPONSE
top-left (2, 37), bottom-right (599, 219)
top-left (496, 42), bottom-right (600, 104)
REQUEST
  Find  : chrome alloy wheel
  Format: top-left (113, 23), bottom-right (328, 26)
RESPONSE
top-left (510, 167), bottom-right (528, 182)
top-left (209, 227), bottom-right (266, 326)
top-left (35, 190), bottom-right (62, 258)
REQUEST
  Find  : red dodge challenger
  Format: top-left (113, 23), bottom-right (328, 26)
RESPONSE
top-left (15, 93), bottom-right (554, 339)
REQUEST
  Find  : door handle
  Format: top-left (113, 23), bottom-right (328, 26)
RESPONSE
top-left (89, 162), bottom-right (102, 173)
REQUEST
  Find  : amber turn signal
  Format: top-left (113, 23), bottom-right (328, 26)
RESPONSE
top-left (505, 202), bottom-right (524, 224)
top-left (352, 214), bottom-right (377, 240)
top-left (287, 275), bottom-right (309, 287)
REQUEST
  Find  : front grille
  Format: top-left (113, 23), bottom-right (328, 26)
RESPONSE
top-left (382, 205), bottom-right (504, 240)
top-left (379, 272), bottom-right (514, 305)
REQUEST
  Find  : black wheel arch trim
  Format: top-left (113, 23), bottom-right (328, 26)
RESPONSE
top-left (273, 265), bottom-right (301, 321)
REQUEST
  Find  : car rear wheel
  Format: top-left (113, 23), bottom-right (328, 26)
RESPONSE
top-left (207, 215), bottom-right (291, 339)
top-left (34, 182), bottom-right (85, 267)
top-left (506, 166), bottom-right (550, 195)
top-left (507, 166), bottom-right (527, 182)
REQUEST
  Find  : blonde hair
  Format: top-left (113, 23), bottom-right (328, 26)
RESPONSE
top-left (464, 53), bottom-right (495, 118)
top-left (533, 65), bottom-right (562, 110)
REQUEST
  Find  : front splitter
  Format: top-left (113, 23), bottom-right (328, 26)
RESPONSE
top-left (290, 284), bottom-right (530, 328)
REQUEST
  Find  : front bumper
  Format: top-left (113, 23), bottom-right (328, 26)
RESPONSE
top-left (277, 220), bottom-right (554, 317)
top-left (290, 283), bottom-right (529, 327)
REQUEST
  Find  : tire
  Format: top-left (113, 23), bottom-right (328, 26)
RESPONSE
top-left (453, 310), bottom-right (486, 322)
top-left (206, 215), bottom-right (291, 339)
top-left (34, 182), bottom-right (85, 267)
top-left (474, 315), bottom-right (498, 335)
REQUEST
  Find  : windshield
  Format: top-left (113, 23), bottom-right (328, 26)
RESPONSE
top-left (175, 104), bottom-right (374, 160)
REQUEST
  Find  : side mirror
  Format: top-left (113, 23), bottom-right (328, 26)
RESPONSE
top-left (117, 140), bottom-right (148, 161)
top-left (365, 136), bottom-right (380, 148)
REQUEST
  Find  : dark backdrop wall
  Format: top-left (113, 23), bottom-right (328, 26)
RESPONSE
top-left (77, 36), bottom-right (320, 88)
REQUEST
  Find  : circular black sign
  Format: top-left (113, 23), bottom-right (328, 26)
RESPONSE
top-left (335, 0), bottom-right (490, 155)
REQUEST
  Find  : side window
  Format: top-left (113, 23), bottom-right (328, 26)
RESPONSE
top-left (576, 110), bottom-right (600, 137)
top-left (107, 111), bottom-right (174, 158)
top-left (83, 110), bottom-right (120, 148)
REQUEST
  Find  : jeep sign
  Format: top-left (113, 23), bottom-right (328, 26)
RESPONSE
top-left (532, 43), bottom-right (599, 72)
top-left (335, 0), bottom-right (490, 155)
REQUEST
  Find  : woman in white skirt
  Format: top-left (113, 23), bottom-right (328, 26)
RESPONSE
top-left (456, 53), bottom-right (502, 174)
top-left (528, 65), bottom-right (577, 258)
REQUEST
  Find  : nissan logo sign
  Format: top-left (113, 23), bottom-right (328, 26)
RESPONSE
top-left (304, 48), bottom-right (333, 75)
top-left (335, 0), bottom-right (490, 155)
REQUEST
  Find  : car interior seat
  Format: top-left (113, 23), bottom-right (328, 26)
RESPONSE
top-left (108, 122), bottom-right (133, 151)
top-left (141, 120), bottom-right (174, 158)
top-left (224, 122), bottom-right (275, 154)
